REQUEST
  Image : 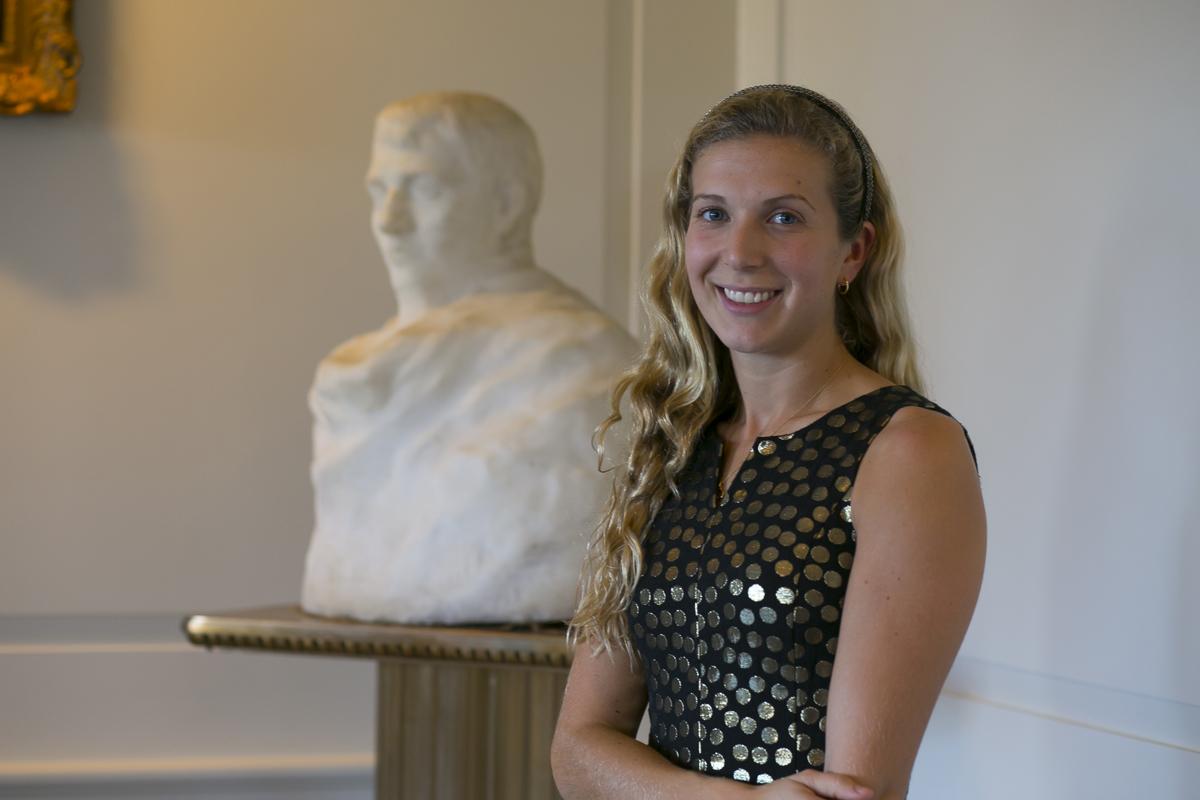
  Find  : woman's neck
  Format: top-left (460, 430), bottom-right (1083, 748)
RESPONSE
top-left (725, 339), bottom-right (861, 439)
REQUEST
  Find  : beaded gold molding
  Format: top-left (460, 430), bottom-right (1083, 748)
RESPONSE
top-left (183, 605), bottom-right (573, 669)
top-left (1, 0), bottom-right (81, 115)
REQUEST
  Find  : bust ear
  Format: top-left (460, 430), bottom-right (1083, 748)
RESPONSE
top-left (494, 180), bottom-right (529, 238)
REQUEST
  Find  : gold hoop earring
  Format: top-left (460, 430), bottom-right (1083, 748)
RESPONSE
top-left (837, 278), bottom-right (851, 295)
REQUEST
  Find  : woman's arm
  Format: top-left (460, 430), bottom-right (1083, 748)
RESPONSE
top-left (551, 639), bottom-right (715, 798)
top-left (552, 639), bottom-right (878, 799)
top-left (821, 407), bottom-right (987, 799)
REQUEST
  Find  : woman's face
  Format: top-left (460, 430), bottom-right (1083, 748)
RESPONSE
top-left (683, 134), bottom-right (869, 361)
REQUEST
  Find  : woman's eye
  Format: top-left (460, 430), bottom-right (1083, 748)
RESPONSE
top-left (771, 211), bottom-right (800, 225)
top-left (697, 208), bottom-right (726, 222)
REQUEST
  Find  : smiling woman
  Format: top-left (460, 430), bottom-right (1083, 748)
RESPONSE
top-left (0, 0), bottom-right (81, 115)
top-left (684, 135), bottom-right (871, 362)
top-left (552, 85), bottom-right (986, 799)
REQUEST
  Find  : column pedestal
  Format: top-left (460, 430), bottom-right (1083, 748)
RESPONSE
top-left (184, 605), bottom-right (571, 800)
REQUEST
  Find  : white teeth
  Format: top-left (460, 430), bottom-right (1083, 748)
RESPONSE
top-left (722, 287), bottom-right (775, 304)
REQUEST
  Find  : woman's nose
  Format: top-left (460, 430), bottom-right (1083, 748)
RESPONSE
top-left (725, 218), bottom-right (765, 269)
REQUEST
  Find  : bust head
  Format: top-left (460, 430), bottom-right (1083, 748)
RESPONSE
top-left (367, 92), bottom-right (543, 289)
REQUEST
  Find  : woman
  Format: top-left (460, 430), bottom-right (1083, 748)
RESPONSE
top-left (551, 85), bottom-right (986, 799)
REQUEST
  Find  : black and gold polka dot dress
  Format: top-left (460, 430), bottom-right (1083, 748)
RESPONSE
top-left (629, 384), bottom-right (976, 785)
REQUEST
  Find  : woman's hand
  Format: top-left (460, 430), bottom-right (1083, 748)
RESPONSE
top-left (751, 769), bottom-right (875, 799)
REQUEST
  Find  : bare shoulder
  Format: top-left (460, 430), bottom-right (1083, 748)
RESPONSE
top-left (864, 403), bottom-right (976, 477)
top-left (853, 402), bottom-right (983, 546)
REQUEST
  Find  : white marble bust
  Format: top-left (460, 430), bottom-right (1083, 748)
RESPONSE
top-left (300, 92), bottom-right (635, 625)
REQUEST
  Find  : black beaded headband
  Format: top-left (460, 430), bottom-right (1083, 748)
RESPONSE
top-left (705, 84), bottom-right (875, 226)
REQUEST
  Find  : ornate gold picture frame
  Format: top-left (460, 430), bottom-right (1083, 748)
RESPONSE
top-left (1, 0), bottom-right (80, 115)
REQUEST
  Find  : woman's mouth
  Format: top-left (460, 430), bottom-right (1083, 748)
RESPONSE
top-left (718, 286), bottom-right (781, 311)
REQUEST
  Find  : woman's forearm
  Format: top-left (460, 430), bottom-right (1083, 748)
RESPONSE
top-left (551, 722), bottom-right (751, 800)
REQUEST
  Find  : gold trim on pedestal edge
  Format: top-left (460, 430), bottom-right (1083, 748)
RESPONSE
top-left (182, 605), bottom-right (573, 670)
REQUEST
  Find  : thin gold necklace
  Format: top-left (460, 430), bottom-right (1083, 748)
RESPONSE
top-left (716, 363), bottom-right (845, 503)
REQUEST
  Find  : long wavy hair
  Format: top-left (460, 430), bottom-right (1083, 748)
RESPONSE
top-left (569, 86), bottom-right (924, 659)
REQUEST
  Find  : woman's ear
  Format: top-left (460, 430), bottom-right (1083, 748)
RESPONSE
top-left (842, 221), bottom-right (876, 281)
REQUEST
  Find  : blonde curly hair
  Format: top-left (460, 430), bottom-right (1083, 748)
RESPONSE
top-left (570, 86), bottom-right (924, 659)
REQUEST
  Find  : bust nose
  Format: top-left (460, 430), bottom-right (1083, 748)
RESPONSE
top-left (375, 186), bottom-right (413, 235)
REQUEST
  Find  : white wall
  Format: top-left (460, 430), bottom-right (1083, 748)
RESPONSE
top-left (0, 0), bottom-right (737, 796)
top-left (743, 0), bottom-right (1200, 795)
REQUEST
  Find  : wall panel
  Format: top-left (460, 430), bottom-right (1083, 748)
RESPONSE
top-left (732, 0), bottom-right (1200, 794)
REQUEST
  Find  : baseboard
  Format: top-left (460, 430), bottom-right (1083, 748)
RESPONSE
top-left (0, 755), bottom-right (372, 800)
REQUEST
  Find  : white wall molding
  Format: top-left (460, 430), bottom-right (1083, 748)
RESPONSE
top-left (944, 656), bottom-right (1200, 755)
top-left (602, 0), bottom-right (635, 332)
top-left (620, 0), bottom-right (737, 335)
top-left (918, 656), bottom-right (1200, 797)
top-left (625, 0), bottom-right (646, 331)
top-left (0, 754), bottom-right (371, 782)
top-left (0, 757), bottom-right (370, 800)
top-left (0, 613), bottom-right (190, 655)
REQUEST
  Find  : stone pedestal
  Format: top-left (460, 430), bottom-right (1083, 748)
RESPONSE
top-left (183, 605), bottom-right (571, 799)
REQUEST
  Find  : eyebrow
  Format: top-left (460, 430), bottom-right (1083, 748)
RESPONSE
top-left (693, 192), bottom-right (817, 212)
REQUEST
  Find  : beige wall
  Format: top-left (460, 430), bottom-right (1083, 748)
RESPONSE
top-left (0, 0), bottom-right (736, 794)
top-left (0, 0), bottom-right (617, 620)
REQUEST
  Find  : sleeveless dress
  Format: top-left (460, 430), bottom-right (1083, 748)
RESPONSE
top-left (628, 384), bottom-right (977, 785)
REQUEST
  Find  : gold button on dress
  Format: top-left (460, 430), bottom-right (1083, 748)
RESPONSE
top-left (628, 385), bottom-right (976, 784)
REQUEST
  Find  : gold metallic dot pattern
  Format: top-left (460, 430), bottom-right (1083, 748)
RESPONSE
top-left (630, 385), bottom-right (971, 780)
